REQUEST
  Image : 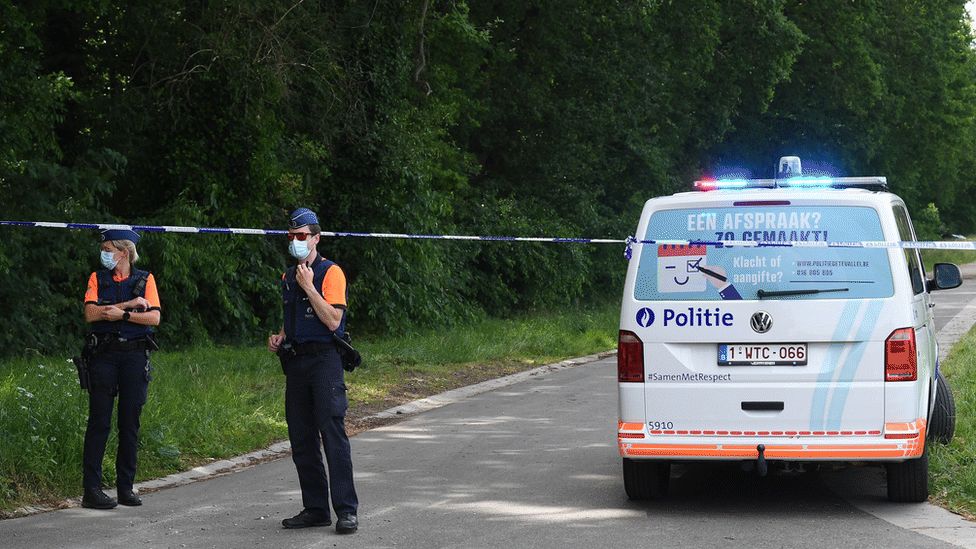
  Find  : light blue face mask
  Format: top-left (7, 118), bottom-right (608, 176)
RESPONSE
top-left (100, 250), bottom-right (119, 270)
top-left (289, 239), bottom-right (311, 260)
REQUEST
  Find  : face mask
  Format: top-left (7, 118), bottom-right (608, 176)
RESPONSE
top-left (289, 239), bottom-right (311, 260)
top-left (100, 250), bottom-right (119, 270)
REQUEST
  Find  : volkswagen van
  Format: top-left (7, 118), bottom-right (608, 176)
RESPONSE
top-left (617, 157), bottom-right (962, 502)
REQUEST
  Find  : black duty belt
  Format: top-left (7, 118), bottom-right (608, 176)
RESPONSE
top-left (290, 341), bottom-right (334, 356)
top-left (101, 338), bottom-right (149, 352)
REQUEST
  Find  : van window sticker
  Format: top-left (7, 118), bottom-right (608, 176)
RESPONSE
top-left (635, 206), bottom-right (894, 301)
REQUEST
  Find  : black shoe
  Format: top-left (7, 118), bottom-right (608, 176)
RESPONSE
top-left (118, 489), bottom-right (142, 506)
top-left (336, 513), bottom-right (358, 534)
top-left (81, 489), bottom-right (118, 510)
top-left (282, 509), bottom-right (331, 529)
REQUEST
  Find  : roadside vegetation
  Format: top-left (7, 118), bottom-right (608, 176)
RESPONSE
top-left (923, 244), bottom-right (976, 515)
top-left (0, 305), bottom-right (616, 514)
top-left (930, 323), bottom-right (976, 518)
top-left (921, 245), bottom-right (976, 273)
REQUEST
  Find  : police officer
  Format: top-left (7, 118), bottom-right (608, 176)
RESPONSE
top-left (81, 229), bottom-right (161, 509)
top-left (269, 207), bottom-right (359, 534)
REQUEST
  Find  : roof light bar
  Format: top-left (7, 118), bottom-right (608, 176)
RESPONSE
top-left (693, 157), bottom-right (888, 192)
top-left (693, 179), bottom-right (775, 191)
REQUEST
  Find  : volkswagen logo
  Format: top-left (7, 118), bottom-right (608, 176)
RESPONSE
top-left (750, 311), bottom-right (773, 334)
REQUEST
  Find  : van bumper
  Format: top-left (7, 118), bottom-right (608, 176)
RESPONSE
top-left (617, 419), bottom-right (926, 461)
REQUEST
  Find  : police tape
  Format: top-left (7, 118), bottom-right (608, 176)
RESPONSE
top-left (0, 220), bottom-right (623, 242)
top-left (2, 220), bottom-right (975, 259)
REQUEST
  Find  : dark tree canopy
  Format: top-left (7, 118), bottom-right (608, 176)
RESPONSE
top-left (1, 1), bottom-right (973, 355)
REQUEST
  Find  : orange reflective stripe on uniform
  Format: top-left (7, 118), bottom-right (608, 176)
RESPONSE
top-left (322, 263), bottom-right (347, 307)
top-left (143, 273), bottom-right (161, 309)
top-left (84, 272), bottom-right (99, 304)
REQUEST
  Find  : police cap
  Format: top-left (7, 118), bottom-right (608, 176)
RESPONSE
top-left (289, 207), bottom-right (319, 229)
top-left (100, 228), bottom-right (141, 244)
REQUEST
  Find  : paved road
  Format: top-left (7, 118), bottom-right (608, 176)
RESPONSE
top-left (0, 370), bottom-right (964, 548)
top-left (932, 263), bottom-right (976, 331)
top-left (3, 282), bottom-right (976, 548)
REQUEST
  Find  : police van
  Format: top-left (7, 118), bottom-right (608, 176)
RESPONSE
top-left (617, 157), bottom-right (962, 502)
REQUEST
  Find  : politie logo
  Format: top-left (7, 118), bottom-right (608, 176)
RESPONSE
top-left (636, 307), bottom-right (655, 327)
top-left (636, 306), bottom-right (734, 328)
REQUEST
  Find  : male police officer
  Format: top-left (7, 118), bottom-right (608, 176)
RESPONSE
top-left (268, 207), bottom-right (359, 534)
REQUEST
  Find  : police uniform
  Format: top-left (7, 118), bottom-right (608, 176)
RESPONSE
top-left (278, 208), bottom-right (358, 531)
top-left (82, 229), bottom-right (160, 507)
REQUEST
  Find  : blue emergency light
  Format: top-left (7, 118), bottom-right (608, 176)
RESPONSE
top-left (693, 156), bottom-right (887, 191)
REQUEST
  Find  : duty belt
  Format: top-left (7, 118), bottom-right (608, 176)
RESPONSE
top-left (100, 338), bottom-right (150, 352)
top-left (287, 341), bottom-right (334, 357)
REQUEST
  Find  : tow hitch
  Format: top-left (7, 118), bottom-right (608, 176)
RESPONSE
top-left (756, 444), bottom-right (768, 477)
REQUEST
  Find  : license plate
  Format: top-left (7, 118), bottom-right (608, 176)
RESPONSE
top-left (718, 343), bottom-right (807, 366)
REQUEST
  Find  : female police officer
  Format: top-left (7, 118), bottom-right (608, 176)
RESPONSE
top-left (81, 229), bottom-right (161, 509)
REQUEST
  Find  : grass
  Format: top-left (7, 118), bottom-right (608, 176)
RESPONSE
top-left (0, 305), bottom-right (617, 513)
top-left (920, 241), bottom-right (976, 272)
top-left (929, 323), bottom-right (976, 517)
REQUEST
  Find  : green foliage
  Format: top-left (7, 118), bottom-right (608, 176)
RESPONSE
top-left (0, 1), bottom-right (974, 355)
top-left (912, 203), bottom-right (945, 242)
top-left (930, 324), bottom-right (976, 517)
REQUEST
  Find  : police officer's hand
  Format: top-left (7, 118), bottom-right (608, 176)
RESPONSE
top-left (268, 333), bottom-right (285, 353)
top-left (295, 263), bottom-right (315, 295)
top-left (103, 306), bottom-right (125, 321)
top-left (126, 296), bottom-right (150, 311)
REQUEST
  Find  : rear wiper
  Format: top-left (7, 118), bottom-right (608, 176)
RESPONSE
top-left (757, 288), bottom-right (850, 299)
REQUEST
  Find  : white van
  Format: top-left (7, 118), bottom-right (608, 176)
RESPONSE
top-left (617, 157), bottom-right (962, 502)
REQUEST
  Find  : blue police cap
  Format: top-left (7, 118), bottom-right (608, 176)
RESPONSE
top-left (100, 228), bottom-right (141, 244)
top-left (289, 207), bottom-right (319, 229)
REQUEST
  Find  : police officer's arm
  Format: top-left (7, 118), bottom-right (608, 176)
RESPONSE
top-left (85, 303), bottom-right (123, 323)
top-left (127, 274), bottom-right (162, 326)
top-left (295, 263), bottom-right (343, 331)
top-left (83, 273), bottom-right (161, 325)
top-left (127, 309), bottom-right (161, 326)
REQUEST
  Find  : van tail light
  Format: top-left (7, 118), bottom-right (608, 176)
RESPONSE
top-left (618, 330), bottom-right (645, 382)
top-left (885, 328), bottom-right (917, 382)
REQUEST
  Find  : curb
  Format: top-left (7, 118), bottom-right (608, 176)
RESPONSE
top-left (7, 349), bottom-right (615, 518)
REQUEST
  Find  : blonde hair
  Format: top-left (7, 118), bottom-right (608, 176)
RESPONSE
top-left (111, 239), bottom-right (139, 264)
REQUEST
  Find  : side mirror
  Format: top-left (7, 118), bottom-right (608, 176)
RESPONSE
top-left (929, 263), bottom-right (962, 291)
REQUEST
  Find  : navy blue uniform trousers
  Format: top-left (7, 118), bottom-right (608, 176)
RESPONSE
top-left (282, 346), bottom-right (358, 517)
top-left (83, 349), bottom-right (149, 492)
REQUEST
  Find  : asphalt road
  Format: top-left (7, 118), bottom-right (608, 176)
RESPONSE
top-left (0, 373), bottom-right (963, 548)
top-left (3, 282), bottom-right (975, 549)
top-left (932, 263), bottom-right (976, 331)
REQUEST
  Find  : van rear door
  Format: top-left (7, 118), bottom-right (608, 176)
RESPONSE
top-left (629, 201), bottom-right (896, 435)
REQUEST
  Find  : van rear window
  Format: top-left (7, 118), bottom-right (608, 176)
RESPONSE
top-left (634, 206), bottom-right (893, 301)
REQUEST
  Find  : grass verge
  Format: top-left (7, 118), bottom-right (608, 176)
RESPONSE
top-left (0, 305), bottom-right (616, 514)
top-left (930, 323), bottom-right (976, 518)
top-left (921, 245), bottom-right (976, 272)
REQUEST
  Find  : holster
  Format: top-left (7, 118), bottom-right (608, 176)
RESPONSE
top-left (72, 354), bottom-right (90, 391)
top-left (276, 341), bottom-right (297, 361)
top-left (72, 333), bottom-right (101, 392)
top-left (334, 332), bottom-right (362, 372)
